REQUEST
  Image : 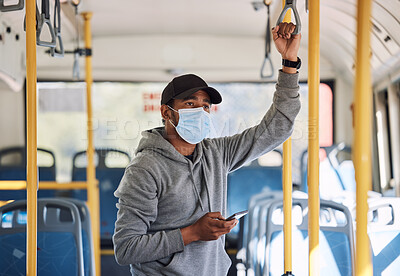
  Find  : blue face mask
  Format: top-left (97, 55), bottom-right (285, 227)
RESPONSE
top-left (168, 106), bottom-right (211, 144)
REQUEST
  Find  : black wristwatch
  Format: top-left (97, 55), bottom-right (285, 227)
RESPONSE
top-left (282, 57), bottom-right (301, 69)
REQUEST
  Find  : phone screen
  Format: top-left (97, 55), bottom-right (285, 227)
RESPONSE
top-left (226, 210), bottom-right (248, 221)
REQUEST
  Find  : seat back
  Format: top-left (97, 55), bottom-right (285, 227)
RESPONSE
top-left (244, 192), bottom-right (281, 274)
top-left (264, 198), bottom-right (354, 276)
top-left (227, 150), bottom-right (283, 216)
top-left (327, 144), bottom-right (355, 192)
top-left (64, 198), bottom-right (96, 276)
top-left (0, 199), bottom-right (85, 276)
top-left (367, 197), bottom-right (400, 276)
top-left (0, 146), bottom-right (56, 200)
top-left (71, 148), bottom-right (130, 245)
top-left (227, 150), bottom-right (283, 247)
top-left (300, 146), bottom-right (351, 200)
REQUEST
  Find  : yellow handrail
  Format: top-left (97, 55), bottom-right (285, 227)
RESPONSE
top-left (354, 0), bottom-right (373, 275)
top-left (308, 0), bottom-right (320, 275)
top-left (0, 181), bottom-right (90, 190)
top-left (283, 138), bottom-right (292, 273)
top-left (281, 1), bottom-right (293, 274)
top-left (26, 0), bottom-right (38, 275)
top-left (82, 12), bottom-right (101, 276)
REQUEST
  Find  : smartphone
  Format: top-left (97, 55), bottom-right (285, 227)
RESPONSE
top-left (225, 210), bottom-right (248, 221)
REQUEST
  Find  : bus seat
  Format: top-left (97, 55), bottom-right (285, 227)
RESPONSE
top-left (242, 191), bottom-right (309, 274)
top-left (264, 199), bottom-right (354, 276)
top-left (336, 161), bottom-right (356, 192)
top-left (319, 158), bottom-right (346, 200)
top-left (227, 150), bottom-right (283, 216)
top-left (300, 146), bottom-right (349, 200)
top-left (0, 146), bottom-right (57, 200)
top-left (71, 148), bottom-right (130, 246)
top-left (367, 197), bottom-right (400, 276)
top-left (0, 199), bottom-right (85, 275)
top-left (63, 198), bottom-right (95, 276)
top-left (226, 150), bottom-right (283, 247)
top-left (243, 192), bottom-right (281, 274)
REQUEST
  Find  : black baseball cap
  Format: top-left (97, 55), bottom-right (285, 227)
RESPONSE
top-left (161, 74), bottom-right (222, 105)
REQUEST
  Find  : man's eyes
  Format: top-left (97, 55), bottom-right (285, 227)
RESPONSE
top-left (184, 102), bottom-right (210, 109)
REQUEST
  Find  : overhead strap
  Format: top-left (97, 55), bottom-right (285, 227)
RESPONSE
top-left (0, 0), bottom-right (24, 12)
top-left (260, 1), bottom-right (274, 79)
top-left (276, 0), bottom-right (301, 34)
top-left (50, 0), bottom-right (64, 57)
top-left (37, 0), bottom-right (57, 47)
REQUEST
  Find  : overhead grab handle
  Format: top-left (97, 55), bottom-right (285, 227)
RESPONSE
top-left (260, 0), bottom-right (274, 78)
top-left (276, 0), bottom-right (301, 35)
top-left (0, 0), bottom-right (24, 12)
top-left (261, 57), bottom-right (274, 78)
top-left (51, 0), bottom-right (64, 57)
top-left (37, 0), bottom-right (56, 48)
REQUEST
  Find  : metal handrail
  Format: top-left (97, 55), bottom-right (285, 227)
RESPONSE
top-left (0, 0), bottom-right (24, 12)
top-left (276, 0), bottom-right (301, 35)
top-left (36, 0), bottom-right (56, 47)
top-left (50, 0), bottom-right (64, 57)
top-left (260, 2), bottom-right (274, 79)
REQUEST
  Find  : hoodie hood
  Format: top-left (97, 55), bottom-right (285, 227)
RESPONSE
top-left (135, 127), bottom-right (204, 165)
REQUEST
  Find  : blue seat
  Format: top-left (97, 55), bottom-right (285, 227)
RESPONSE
top-left (0, 146), bottom-right (57, 200)
top-left (227, 150), bottom-right (283, 216)
top-left (63, 198), bottom-right (95, 276)
top-left (367, 198), bottom-right (400, 276)
top-left (71, 148), bottom-right (130, 246)
top-left (242, 191), bottom-right (282, 273)
top-left (327, 144), bottom-right (355, 192)
top-left (227, 150), bottom-right (283, 247)
top-left (0, 199), bottom-right (85, 276)
top-left (263, 199), bottom-right (354, 276)
top-left (300, 145), bottom-right (353, 199)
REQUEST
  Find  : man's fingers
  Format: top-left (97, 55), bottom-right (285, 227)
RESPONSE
top-left (279, 22), bottom-right (288, 36)
top-left (272, 25), bottom-right (279, 34)
top-left (272, 26), bottom-right (280, 40)
top-left (206, 212), bottom-right (224, 220)
top-left (289, 23), bottom-right (296, 34)
top-left (208, 217), bottom-right (236, 228)
top-left (277, 22), bottom-right (297, 39)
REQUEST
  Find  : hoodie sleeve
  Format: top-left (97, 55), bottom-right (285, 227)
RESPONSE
top-left (113, 166), bottom-right (184, 265)
top-left (215, 70), bottom-right (301, 172)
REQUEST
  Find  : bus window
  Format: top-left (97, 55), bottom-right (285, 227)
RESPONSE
top-left (37, 81), bottom-right (334, 186)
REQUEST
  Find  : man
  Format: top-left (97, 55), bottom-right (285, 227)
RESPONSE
top-left (113, 22), bottom-right (301, 276)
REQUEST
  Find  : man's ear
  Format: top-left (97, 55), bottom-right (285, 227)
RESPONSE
top-left (160, 104), bottom-right (170, 121)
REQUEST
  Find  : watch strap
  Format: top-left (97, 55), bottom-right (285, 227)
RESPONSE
top-left (282, 57), bottom-right (301, 69)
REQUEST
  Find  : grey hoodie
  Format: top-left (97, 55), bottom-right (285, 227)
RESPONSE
top-left (113, 71), bottom-right (301, 276)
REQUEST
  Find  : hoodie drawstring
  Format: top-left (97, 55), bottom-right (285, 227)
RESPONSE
top-left (188, 159), bottom-right (212, 212)
top-left (201, 159), bottom-right (213, 212)
top-left (188, 163), bottom-right (205, 211)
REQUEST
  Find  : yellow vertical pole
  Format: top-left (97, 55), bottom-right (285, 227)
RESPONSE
top-left (82, 12), bottom-right (101, 276)
top-left (283, 139), bottom-right (293, 273)
top-left (308, 0), bottom-right (320, 275)
top-left (353, 0), bottom-right (373, 275)
top-left (26, 0), bottom-right (38, 275)
top-left (282, 1), bottom-right (293, 274)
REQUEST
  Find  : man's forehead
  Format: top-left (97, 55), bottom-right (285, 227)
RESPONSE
top-left (182, 90), bottom-right (211, 102)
